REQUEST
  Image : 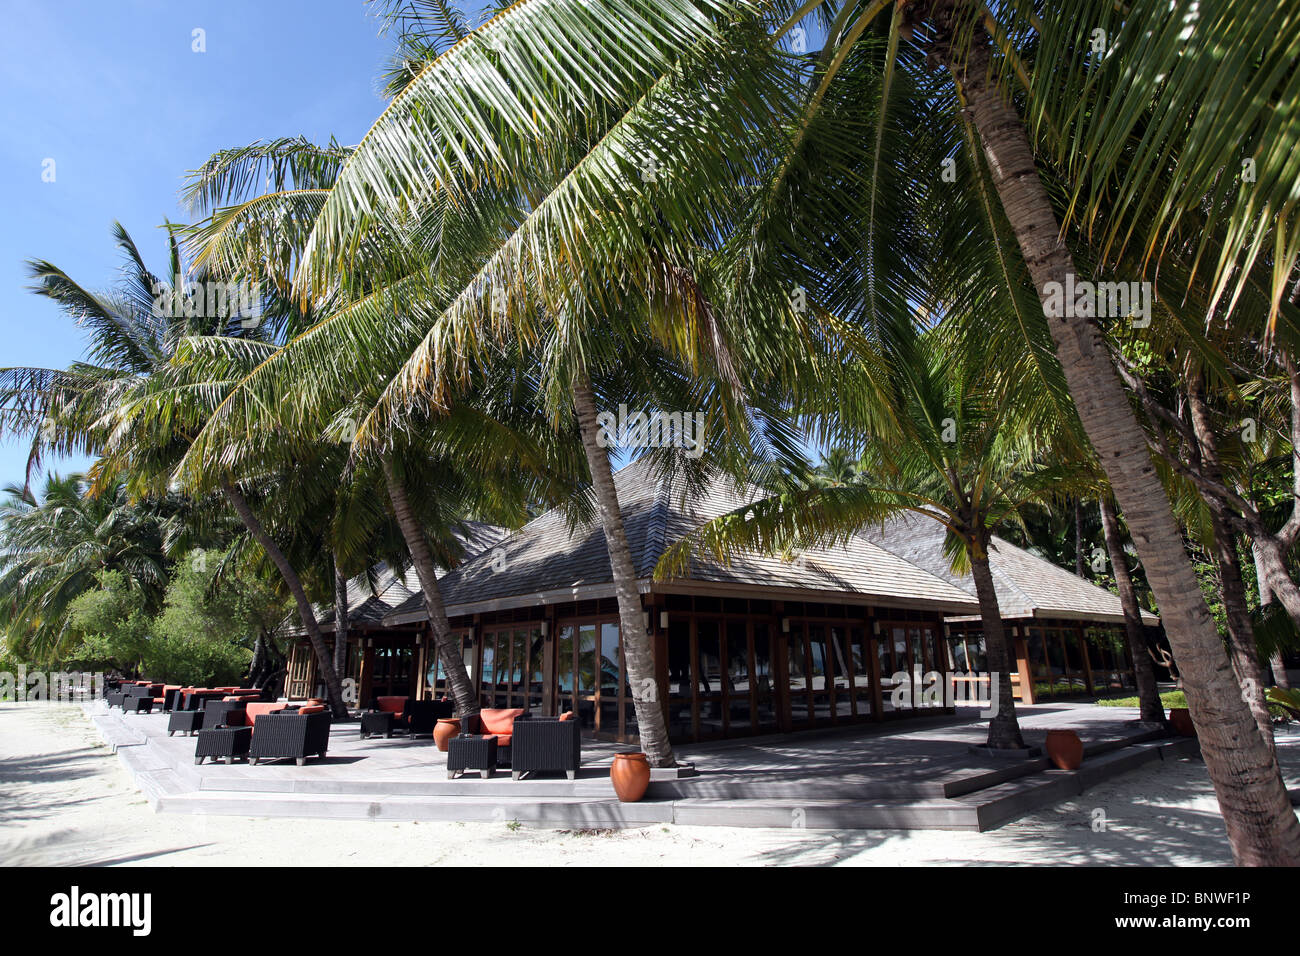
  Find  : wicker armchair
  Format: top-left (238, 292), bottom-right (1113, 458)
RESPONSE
top-left (461, 708), bottom-right (525, 765)
top-left (510, 715), bottom-right (581, 780)
top-left (405, 699), bottom-right (453, 737)
top-left (202, 699), bottom-right (248, 729)
top-left (249, 710), bottom-right (331, 766)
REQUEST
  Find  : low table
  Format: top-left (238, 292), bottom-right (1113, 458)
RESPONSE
top-left (195, 726), bottom-right (253, 765)
top-left (360, 711), bottom-right (397, 739)
top-left (447, 735), bottom-right (498, 779)
top-left (168, 710), bottom-right (204, 736)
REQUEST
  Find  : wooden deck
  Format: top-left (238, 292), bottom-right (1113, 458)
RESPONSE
top-left (88, 701), bottom-right (1201, 831)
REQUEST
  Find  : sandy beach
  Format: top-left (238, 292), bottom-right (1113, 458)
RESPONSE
top-left (2, 701), bottom-right (1293, 866)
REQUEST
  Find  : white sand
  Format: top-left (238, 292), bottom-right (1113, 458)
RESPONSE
top-left (2, 701), bottom-right (1291, 866)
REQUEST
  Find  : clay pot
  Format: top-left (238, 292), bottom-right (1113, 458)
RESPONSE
top-left (1044, 729), bottom-right (1084, 771)
top-left (1168, 707), bottom-right (1196, 737)
top-left (610, 752), bottom-right (651, 803)
top-left (434, 718), bottom-right (461, 752)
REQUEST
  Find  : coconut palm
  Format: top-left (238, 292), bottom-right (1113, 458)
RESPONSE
top-left (282, 0), bottom-right (1300, 862)
top-left (660, 329), bottom-right (1097, 747)
top-left (0, 474), bottom-right (175, 661)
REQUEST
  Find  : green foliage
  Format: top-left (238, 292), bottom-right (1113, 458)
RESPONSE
top-left (1097, 690), bottom-right (1186, 709)
top-left (60, 550), bottom-right (278, 685)
top-left (145, 549), bottom-right (281, 685)
top-left (65, 569), bottom-right (152, 673)
top-left (154, 549), bottom-right (286, 649)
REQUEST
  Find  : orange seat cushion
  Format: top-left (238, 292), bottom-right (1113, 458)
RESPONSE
top-left (245, 703), bottom-right (284, 727)
top-left (482, 733), bottom-right (512, 747)
top-left (376, 696), bottom-right (407, 716)
top-left (558, 711), bottom-right (574, 721)
top-left (297, 705), bottom-right (326, 715)
top-left (479, 708), bottom-right (524, 735)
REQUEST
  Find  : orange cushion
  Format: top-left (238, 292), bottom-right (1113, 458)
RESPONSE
top-left (245, 703), bottom-right (284, 727)
top-left (482, 733), bottom-right (512, 747)
top-left (558, 711), bottom-right (574, 721)
top-left (376, 696), bottom-right (406, 716)
top-left (480, 708), bottom-right (524, 735)
top-left (297, 705), bottom-right (325, 715)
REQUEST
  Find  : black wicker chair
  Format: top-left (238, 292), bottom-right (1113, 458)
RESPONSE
top-left (510, 716), bottom-right (581, 780)
top-left (168, 709), bottom-right (204, 736)
top-left (249, 711), bottom-right (331, 766)
top-left (202, 699), bottom-right (247, 729)
top-left (404, 699), bottom-right (453, 737)
top-left (194, 726), bottom-right (252, 764)
top-left (123, 694), bottom-right (154, 714)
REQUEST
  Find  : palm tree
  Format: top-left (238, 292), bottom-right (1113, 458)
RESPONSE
top-left (0, 474), bottom-right (173, 661)
top-left (1097, 495), bottom-right (1166, 723)
top-left (662, 331), bottom-right (1092, 747)
top-left (209, 0), bottom-right (1298, 858)
top-left (0, 222), bottom-right (357, 716)
top-left (813, 447), bottom-right (859, 487)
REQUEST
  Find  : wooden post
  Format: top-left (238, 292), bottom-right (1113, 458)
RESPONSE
top-left (358, 638), bottom-right (373, 708)
top-left (1013, 624), bottom-right (1035, 705)
top-left (543, 606), bottom-right (557, 716)
top-left (1078, 622), bottom-right (1095, 695)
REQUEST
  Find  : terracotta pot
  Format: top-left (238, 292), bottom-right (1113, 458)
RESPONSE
top-left (610, 752), bottom-right (651, 803)
top-left (1168, 707), bottom-right (1196, 737)
top-left (1044, 729), bottom-right (1084, 771)
top-left (434, 718), bottom-right (461, 752)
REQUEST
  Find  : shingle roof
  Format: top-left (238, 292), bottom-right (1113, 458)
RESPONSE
top-left (858, 512), bottom-right (1160, 625)
top-left (289, 521), bottom-right (508, 635)
top-left (383, 457), bottom-right (981, 623)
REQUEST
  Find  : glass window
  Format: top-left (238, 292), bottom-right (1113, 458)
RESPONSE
top-left (479, 637), bottom-right (495, 707)
top-left (599, 622), bottom-right (620, 696)
top-left (949, 637), bottom-right (968, 672)
top-left (577, 624), bottom-right (597, 694)
top-left (697, 620), bottom-right (723, 736)
top-left (666, 620), bottom-right (692, 738)
top-left (727, 619), bottom-right (751, 733)
top-left (753, 622), bottom-right (776, 730)
top-left (528, 628), bottom-right (545, 709)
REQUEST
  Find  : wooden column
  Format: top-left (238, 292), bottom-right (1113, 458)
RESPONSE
top-left (358, 639), bottom-right (374, 708)
top-left (1077, 622), bottom-right (1094, 695)
top-left (1013, 624), bottom-right (1035, 705)
top-left (543, 605), bottom-right (557, 716)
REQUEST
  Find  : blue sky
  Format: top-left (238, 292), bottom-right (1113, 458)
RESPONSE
top-left (0, 0), bottom-right (397, 488)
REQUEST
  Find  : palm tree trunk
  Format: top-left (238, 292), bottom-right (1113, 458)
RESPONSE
top-left (221, 481), bottom-right (347, 718)
top-left (1186, 379), bottom-right (1274, 750)
top-left (333, 552), bottom-right (350, 689)
top-left (1251, 543), bottom-right (1292, 690)
top-left (1098, 496), bottom-right (1165, 722)
top-left (968, 542), bottom-right (1025, 748)
top-left (380, 457), bottom-right (478, 718)
top-left (572, 374), bottom-right (675, 767)
top-left (943, 15), bottom-right (1300, 864)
